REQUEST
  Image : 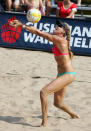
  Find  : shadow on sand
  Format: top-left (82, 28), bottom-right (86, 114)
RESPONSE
top-left (0, 115), bottom-right (41, 127)
top-left (0, 115), bottom-right (67, 127)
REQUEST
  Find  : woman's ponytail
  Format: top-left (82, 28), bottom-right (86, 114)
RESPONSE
top-left (64, 23), bottom-right (73, 60)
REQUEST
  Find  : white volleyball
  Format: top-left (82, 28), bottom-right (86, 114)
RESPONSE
top-left (26, 9), bottom-right (41, 23)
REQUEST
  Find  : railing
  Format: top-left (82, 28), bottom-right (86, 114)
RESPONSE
top-left (77, 6), bottom-right (91, 16)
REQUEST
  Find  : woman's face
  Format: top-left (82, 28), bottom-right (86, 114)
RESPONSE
top-left (53, 26), bottom-right (65, 35)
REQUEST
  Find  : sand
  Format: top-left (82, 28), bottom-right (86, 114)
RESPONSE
top-left (0, 47), bottom-right (91, 131)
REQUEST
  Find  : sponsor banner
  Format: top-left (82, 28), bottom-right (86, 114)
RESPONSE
top-left (0, 12), bottom-right (91, 56)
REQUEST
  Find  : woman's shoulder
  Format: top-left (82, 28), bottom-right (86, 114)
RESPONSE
top-left (71, 2), bottom-right (77, 8)
top-left (53, 36), bottom-right (67, 46)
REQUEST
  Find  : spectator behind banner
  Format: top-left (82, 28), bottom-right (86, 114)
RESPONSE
top-left (6, 0), bottom-right (14, 11)
top-left (46, 0), bottom-right (52, 16)
top-left (22, 0), bottom-right (45, 16)
top-left (56, 0), bottom-right (77, 18)
top-left (6, 0), bottom-right (25, 11)
top-left (13, 0), bottom-right (25, 11)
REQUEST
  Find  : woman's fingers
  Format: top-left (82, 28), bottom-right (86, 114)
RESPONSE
top-left (9, 20), bottom-right (19, 27)
top-left (9, 20), bottom-right (23, 28)
top-left (11, 20), bottom-right (18, 24)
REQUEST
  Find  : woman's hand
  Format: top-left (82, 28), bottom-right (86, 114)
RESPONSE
top-left (9, 20), bottom-right (23, 28)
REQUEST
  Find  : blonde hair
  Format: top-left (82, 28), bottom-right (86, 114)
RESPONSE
top-left (64, 22), bottom-right (73, 60)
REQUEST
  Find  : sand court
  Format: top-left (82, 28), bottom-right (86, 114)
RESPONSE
top-left (0, 47), bottom-right (91, 131)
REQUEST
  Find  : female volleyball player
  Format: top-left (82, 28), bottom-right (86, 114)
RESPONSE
top-left (9, 19), bottom-right (79, 126)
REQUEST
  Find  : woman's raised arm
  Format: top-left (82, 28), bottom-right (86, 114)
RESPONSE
top-left (9, 20), bottom-right (54, 42)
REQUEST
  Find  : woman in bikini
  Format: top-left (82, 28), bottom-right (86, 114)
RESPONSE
top-left (9, 19), bottom-right (79, 127)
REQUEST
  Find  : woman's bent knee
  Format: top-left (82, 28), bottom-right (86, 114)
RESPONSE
top-left (54, 101), bottom-right (63, 108)
top-left (54, 102), bottom-right (58, 107)
top-left (54, 102), bottom-right (60, 108)
top-left (40, 88), bottom-right (48, 98)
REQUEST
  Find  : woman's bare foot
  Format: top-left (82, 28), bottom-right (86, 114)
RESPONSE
top-left (41, 121), bottom-right (47, 127)
top-left (71, 113), bottom-right (80, 119)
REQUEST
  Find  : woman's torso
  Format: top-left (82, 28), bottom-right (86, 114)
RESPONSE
top-left (53, 41), bottom-right (74, 74)
top-left (54, 55), bottom-right (74, 74)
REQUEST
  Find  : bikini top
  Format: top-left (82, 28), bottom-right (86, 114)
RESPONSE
top-left (52, 45), bottom-right (69, 56)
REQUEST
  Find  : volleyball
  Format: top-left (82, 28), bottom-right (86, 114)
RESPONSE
top-left (26, 9), bottom-right (41, 23)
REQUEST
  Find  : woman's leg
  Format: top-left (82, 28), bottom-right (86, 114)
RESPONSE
top-left (40, 74), bottom-right (75, 126)
top-left (40, 88), bottom-right (48, 126)
top-left (13, 0), bottom-right (23, 11)
top-left (54, 87), bottom-right (79, 118)
top-left (6, 0), bottom-right (12, 11)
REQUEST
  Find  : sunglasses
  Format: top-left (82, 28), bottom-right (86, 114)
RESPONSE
top-left (56, 20), bottom-right (68, 32)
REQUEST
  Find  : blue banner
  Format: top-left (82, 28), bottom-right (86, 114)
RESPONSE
top-left (0, 12), bottom-right (91, 56)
